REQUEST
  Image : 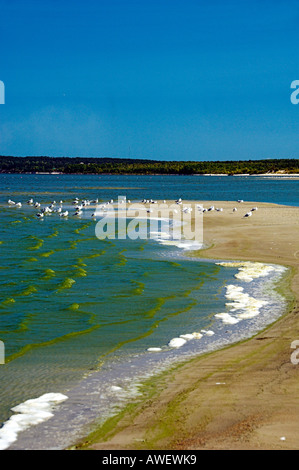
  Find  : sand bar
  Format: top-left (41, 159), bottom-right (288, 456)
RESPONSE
top-left (77, 200), bottom-right (299, 450)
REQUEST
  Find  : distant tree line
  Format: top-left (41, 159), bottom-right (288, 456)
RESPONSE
top-left (0, 155), bottom-right (299, 175)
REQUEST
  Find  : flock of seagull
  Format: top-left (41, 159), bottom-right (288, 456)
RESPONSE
top-left (6, 197), bottom-right (258, 219)
top-left (7, 197), bottom-right (99, 219)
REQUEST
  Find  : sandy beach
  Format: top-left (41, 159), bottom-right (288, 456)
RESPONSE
top-left (76, 200), bottom-right (299, 450)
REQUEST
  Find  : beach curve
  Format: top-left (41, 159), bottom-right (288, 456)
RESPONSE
top-left (77, 200), bottom-right (299, 450)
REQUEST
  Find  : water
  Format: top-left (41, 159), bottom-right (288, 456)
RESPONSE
top-left (0, 173), bottom-right (297, 449)
top-left (0, 173), bottom-right (298, 207)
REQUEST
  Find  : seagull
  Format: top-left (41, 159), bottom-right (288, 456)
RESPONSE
top-left (59, 210), bottom-right (69, 217)
top-left (251, 207), bottom-right (258, 211)
top-left (233, 207), bottom-right (238, 212)
top-left (244, 211), bottom-right (252, 218)
top-left (27, 198), bottom-right (33, 205)
top-left (8, 199), bottom-right (15, 205)
top-left (36, 212), bottom-right (44, 218)
top-left (15, 202), bottom-right (22, 208)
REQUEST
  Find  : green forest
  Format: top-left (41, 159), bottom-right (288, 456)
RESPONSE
top-left (0, 155), bottom-right (299, 175)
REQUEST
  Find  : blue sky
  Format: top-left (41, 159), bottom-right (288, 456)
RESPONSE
top-left (0, 0), bottom-right (299, 161)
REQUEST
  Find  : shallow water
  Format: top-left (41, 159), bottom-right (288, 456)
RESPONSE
top-left (0, 173), bottom-right (296, 449)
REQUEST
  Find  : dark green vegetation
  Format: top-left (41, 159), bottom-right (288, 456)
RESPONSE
top-left (1, 155), bottom-right (299, 175)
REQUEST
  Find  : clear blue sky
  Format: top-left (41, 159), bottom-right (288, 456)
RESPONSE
top-left (0, 0), bottom-right (299, 161)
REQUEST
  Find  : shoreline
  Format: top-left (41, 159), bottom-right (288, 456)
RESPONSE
top-left (1, 172), bottom-right (299, 178)
top-left (75, 200), bottom-right (299, 450)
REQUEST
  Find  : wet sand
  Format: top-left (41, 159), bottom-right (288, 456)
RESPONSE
top-left (78, 201), bottom-right (299, 450)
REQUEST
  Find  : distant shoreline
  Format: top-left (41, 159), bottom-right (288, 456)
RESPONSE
top-left (1, 171), bottom-right (299, 178)
top-left (1, 156), bottom-right (298, 176)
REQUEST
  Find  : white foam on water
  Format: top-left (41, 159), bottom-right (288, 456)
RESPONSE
top-left (214, 284), bottom-right (268, 325)
top-left (216, 261), bottom-right (286, 283)
top-left (201, 330), bottom-right (215, 336)
top-left (110, 386), bottom-right (123, 392)
top-left (156, 239), bottom-right (203, 250)
top-left (168, 337), bottom-right (187, 348)
top-left (0, 393), bottom-right (68, 451)
top-left (148, 331), bottom-right (204, 353)
top-left (179, 334), bottom-right (195, 340)
top-left (214, 261), bottom-right (286, 326)
top-left (214, 312), bottom-right (241, 325)
top-left (192, 332), bottom-right (203, 339)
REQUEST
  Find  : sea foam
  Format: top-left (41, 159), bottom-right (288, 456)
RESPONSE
top-left (214, 261), bottom-right (286, 326)
top-left (0, 393), bottom-right (68, 450)
top-left (216, 261), bottom-right (285, 282)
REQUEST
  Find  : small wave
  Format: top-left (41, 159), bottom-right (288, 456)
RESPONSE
top-left (46, 230), bottom-right (59, 239)
top-left (56, 278), bottom-right (76, 291)
top-left (10, 220), bottom-right (22, 225)
top-left (39, 250), bottom-right (55, 258)
top-left (27, 237), bottom-right (44, 251)
top-left (19, 286), bottom-right (38, 296)
top-left (68, 241), bottom-right (77, 250)
top-left (0, 298), bottom-right (16, 307)
top-left (72, 266), bottom-right (87, 277)
top-left (42, 269), bottom-right (56, 280)
top-left (0, 393), bottom-right (68, 450)
top-left (116, 249), bottom-right (128, 267)
top-left (82, 251), bottom-right (106, 260)
top-left (5, 324), bottom-right (101, 364)
top-left (76, 258), bottom-right (87, 267)
top-left (73, 222), bottom-right (92, 234)
top-left (67, 303), bottom-right (80, 311)
top-left (131, 280), bottom-right (145, 295)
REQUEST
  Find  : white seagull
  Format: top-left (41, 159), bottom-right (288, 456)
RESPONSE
top-left (60, 210), bottom-right (69, 217)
